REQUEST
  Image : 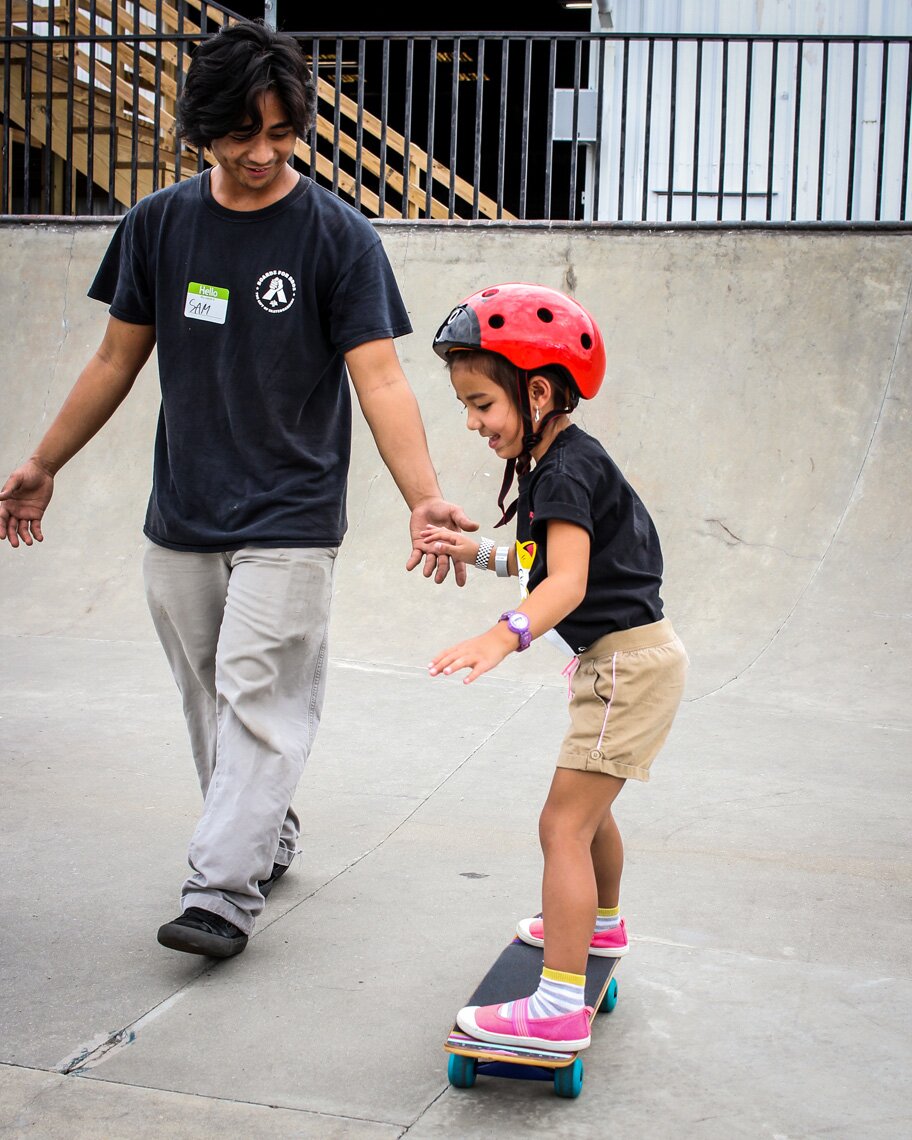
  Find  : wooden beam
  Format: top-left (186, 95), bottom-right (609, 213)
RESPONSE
top-left (315, 77), bottom-right (511, 220)
top-left (2, 58), bottom-right (155, 205)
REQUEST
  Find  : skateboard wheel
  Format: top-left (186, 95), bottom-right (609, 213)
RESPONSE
top-left (448, 1053), bottom-right (478, 1089)
top-left (599, 977), bottom-right (619, 1013)
top-left (553, 1057), bottom-right (584, 1098)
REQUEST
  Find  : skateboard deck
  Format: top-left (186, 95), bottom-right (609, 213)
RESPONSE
top-left (444, 935), bottom-right (620, 1098)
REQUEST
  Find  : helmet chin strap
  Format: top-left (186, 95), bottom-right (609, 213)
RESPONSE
top-left (494, 370), bottom-right (568, 528)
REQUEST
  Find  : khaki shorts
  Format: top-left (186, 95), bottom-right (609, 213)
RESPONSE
top-left (558, 618), bottom-right (688, 782)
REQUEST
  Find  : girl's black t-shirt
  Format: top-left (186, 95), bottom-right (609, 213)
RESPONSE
top-left (89, 171), bottom-right (412, 551)
top-left (516, 425), bottom-right (665, 653)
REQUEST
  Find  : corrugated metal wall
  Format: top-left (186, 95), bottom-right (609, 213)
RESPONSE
top-left (589, 3), bottom-right (912, 221)
top-left (602, 0), bottom-right (912, 38)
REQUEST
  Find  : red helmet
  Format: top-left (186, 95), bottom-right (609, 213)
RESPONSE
top-left (432, 282), bottom-right (605, 399)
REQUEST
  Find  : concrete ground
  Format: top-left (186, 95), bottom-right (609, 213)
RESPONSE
top-left (1, 222), bottom-right (910, 1138)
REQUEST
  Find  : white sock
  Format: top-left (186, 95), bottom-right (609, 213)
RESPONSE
top-left (594, 905), bottom-right (620, 933)
top-left (501, 967), bottom-right (586, 1019)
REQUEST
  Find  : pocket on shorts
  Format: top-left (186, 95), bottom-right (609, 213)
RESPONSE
top-left (577, 638), bottom-right (687, 777)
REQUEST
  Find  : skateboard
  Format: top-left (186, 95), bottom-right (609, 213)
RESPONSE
top-left (444, 934), bottom-right (620, 1099)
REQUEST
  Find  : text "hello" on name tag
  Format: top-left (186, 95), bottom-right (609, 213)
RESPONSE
top-left (185, 281), bottom-right (229, 324)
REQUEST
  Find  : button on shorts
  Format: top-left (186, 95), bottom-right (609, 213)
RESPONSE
top-left (558, 618), bottom-right (688, 782)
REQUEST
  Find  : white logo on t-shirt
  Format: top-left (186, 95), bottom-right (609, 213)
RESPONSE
top-left (255, 270), bottom-right (296, 313)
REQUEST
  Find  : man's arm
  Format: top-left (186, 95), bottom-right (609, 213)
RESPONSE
top-left (344, 337), bottom-right (477, 585)
top-left (0, 316), bottom-right (156, 547)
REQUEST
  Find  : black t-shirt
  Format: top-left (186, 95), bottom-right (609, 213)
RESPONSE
top-left (516, 425), bottom-right (665, 653)
top-left (89, 171), bottom-right (412, 551)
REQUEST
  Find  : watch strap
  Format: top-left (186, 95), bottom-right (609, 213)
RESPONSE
top-left (498, 609), bottom-right (532, 652)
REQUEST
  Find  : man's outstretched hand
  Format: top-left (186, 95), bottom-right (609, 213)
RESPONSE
top-left (408, 498), bottom-right (478, 586)
top-left (0, 460), bottom-right (55, 548)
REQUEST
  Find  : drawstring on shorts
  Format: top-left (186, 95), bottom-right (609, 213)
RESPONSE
top-left (561, 655), bottom-right (580, 700)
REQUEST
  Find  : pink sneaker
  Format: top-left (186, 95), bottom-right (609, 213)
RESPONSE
top-left (456, 997), bottom-right (592, 1052)
top-left (516, 915), bottom-right (630, 957)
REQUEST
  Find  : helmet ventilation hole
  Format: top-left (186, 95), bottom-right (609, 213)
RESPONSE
top-left (537, 308), bottom-right (554, 322)
top-left (581, 333), bottom-right (592, 349)
top-left (488, 314), bottom-right (505, 328)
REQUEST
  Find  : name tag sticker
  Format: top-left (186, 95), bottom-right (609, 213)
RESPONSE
top-left (184, 281), bottom-right (229, 324)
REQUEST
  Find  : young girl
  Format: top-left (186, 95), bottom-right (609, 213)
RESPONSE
top-left (423, 283), bottom-right (688, 1052)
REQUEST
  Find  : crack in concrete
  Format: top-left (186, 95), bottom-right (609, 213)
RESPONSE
top-left (333, 655), bottom-right (541, 690)
top-left (50, 987), bottom-right (414, 1129)
top-left (695, 263), bottom-right (912, 704)
top-left (256, 682), bottom-right (545, 937)
top-left (704, 518), bottom-right (817, 560)
top-left (399, 1084), bottom-right (449, 1135)
top-left (42, 230), bottom-right (76, 428)
top-left (5, 1060), bottom-right (413, 1133)
top-left (274, 685), bottom-right (547, 1131)
top-left (352, 473), bottom-right (380, 532)
top-left (56, 991), bottom-right (192, 1076)
top-left (55, 556), bottom-right (134, 639)
top-left (44, 668), bottom-right (545, 1092)
top-left (58, 1029), bottom-right (135, 1075)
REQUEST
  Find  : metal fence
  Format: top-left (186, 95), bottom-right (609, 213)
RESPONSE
top-left (2, 8), bottom-right (911, 224)
top-left (602, 32), bottom-right (912, 224)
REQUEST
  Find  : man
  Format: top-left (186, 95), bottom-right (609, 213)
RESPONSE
top-left (0, 21), bottom-right (474, 958)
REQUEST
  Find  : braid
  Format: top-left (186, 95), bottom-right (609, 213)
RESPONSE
top-left (495, 369), bottom-right (574, 526)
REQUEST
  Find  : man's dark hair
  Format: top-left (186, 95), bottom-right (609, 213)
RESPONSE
top-left (177, 20), bottom-right (315, 146)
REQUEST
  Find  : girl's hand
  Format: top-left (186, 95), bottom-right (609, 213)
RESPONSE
top-left (418, 525), bottom-right (480, 566)
top-left (407, 499), bottom-right (478, 586)
top-left (428, 626), bottom-right (515, 684)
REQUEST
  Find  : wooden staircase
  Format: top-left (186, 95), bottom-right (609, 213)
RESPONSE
top-left (2, 1), bottom-right (510, 218)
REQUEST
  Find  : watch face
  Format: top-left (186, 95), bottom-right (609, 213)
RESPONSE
top-left (508, 613), bottom-right (531, 633)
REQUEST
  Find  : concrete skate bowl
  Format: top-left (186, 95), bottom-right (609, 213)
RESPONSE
top-left (0, 221), bottom-right (909, 722)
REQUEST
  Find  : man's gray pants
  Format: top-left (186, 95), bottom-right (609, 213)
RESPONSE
top-left (143, 542), bottom-right (337, 934)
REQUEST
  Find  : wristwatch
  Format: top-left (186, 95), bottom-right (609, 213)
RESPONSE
top-left (499, 610), bottom-right (532, 652)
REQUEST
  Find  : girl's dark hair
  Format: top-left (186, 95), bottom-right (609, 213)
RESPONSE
top-left (448, 348), bottom-right (580, 526)
top-left (447, 349), bottom-right (580, 414)
top-left (177, 21), bottom-right (315, 146)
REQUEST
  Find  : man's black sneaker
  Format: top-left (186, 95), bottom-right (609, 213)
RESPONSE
top-left (157, 907), bottom-right (248, 958)
top-left (258, 860), bottom-right (291, 899)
